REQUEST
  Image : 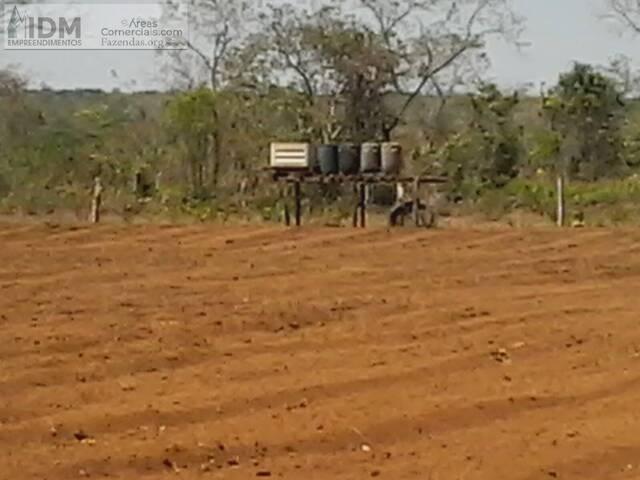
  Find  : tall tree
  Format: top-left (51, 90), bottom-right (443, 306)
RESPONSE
top-left (541, 63), bottom-right (626, 180)
top-left (606, 0), bottom-right (640, 34)
top-left (165, 88), bottom-right (219, 193)
top-left (251, 0), bottom-right (522, 141)
top-left (358, 0), bottom-right (521, 135)
top-left (468, 83), bottom-right (522, 187)
top-left (161, 0), bottom-right (257, 90)
top-left (160, 1), bottom-right (259, 189)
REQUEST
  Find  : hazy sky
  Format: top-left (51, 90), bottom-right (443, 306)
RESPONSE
top-left (1, 0), bottom-right (638, 91)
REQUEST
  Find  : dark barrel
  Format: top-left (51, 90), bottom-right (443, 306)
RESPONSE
top-left (361, 142), bottom-right (381, 173)
top-left (317, 144), bottom-right (339, 174)
top-left (309, 144), bottom-right (321, 173)
top-left (381, 142), bottom-right (403, 175)
top-left (338, 143), bottom-right (360, 175)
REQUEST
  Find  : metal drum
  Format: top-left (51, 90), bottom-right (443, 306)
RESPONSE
top-left (338, 143), bottom-right (360, 175)
top-left (381, 142), bottom-right (403, 175)
top-left (360, 142), bottom-right (381, 173)
top-left (316, 144), bottom-right (339, 175)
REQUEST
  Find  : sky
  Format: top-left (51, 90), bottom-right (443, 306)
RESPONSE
top-left (486, 0), bottom-right (639, 89)
top-left (0, 0), bottom-right (639, 92)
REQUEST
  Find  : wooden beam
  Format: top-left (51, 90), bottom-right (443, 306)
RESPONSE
top-left (294, 180), bottom-right (302, 227)
top-left (268, 169), bottom-right (448, 186)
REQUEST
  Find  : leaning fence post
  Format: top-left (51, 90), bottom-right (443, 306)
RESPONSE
top-left (556, 174), bottom-right (565, 228)
top-left (90, 176), bottom-right (103, 224)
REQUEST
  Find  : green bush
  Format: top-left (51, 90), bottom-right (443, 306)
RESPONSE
top-left (473, 176), bottom-right (640, 224)
top-left (568, 177), bottom-right (640, 206)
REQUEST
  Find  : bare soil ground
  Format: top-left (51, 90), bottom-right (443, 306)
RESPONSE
top-left (2, 224), bottom-right (640, 480)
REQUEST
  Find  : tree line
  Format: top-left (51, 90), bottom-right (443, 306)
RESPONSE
top-left (1, 0), bottom-right (640, 221)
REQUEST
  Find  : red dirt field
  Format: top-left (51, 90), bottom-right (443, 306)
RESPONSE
top-left (2, 224), bottom-right (640, 480)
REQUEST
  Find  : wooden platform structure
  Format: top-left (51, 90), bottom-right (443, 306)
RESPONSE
top-left (266, 168), bottom-right (448, 228)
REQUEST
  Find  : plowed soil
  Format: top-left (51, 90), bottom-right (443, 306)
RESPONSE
top-left (2, 224), bottom-right (640, 480)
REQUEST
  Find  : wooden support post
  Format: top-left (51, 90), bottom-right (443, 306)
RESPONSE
top-left (556, 174), bottom-right (565, 228)
top-left (90, 176), bottom-right (103, 224)
top-left (358, 182), bottom-right (367, 228)
top-left (294, 180), bottom-right (301, 227)
top-left (278, 185), bottom-right (290, 226)
top-left (412, 178), bottom-right (420, 227)
top-left (283, 203), bottom-right (291, 226)
top-left (352, 183), bottom-right (359, 228)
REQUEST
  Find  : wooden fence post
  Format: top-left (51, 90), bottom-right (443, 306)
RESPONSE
top-left (556, 174), bottom-right (565, 228)
top-left (90, 176), bottom-right (103, 224)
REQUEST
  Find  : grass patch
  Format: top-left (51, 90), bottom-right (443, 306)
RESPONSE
top-left (475, 176), bottom-right (640, 226)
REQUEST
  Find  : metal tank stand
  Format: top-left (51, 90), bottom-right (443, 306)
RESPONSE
top-left (267, 169), bottom-right (447, 228)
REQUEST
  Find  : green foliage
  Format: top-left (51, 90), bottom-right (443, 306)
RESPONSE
top-left (540, 63), bottom-right (626, 180)
top-left (502, 178), bottom-right (557, 216)
top-left (621, 105), bottom-right (640, 167)
top-left (468, 84), bottom-right (523, 187)
top-left (166, 88), bottom-right (218, 138)
top-left (4, 61), bottom-right (640, 226)
top-left (435, 84), bottom-right (523, 197)
top-left (529, 129), bottom-right (562, 169)
top-left (165, 87), bottom-right (218, 193)
top-left (473, 176), bottom-right (640, 225)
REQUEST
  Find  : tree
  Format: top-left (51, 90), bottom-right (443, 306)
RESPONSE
top-left (468, 83), bottom-right (522, 187)
top-left (358, 0), bottom-right (521, 137)
top-left (0, 70), bottom-right (25, 96)
top-left (248, 0), bottom-right (521, 142)
top-left (161, 0), bottom-right (257, 90)
top-left (0, 70), bottom-right (28, 198)
top-left (1, 1), bottom-right (35, 96)
top-left (160, 2), bottom-right (259, 192)
top-left (605, 0), bottom-right (640, 34)
top-left (541, 63), bottom-right (626, 180)
top-left (0, 70), bottom-right (37, 161)
top-left (431, 84), bottom-right (521, 199)
top-left (604, 55), bottom-right (640, 97)
top-left (257, 8), bottom-right (400, 142)
top-left (602, 2), bottom-right (640, 97)
top-left (165, 88), bottom-right (219, 194)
